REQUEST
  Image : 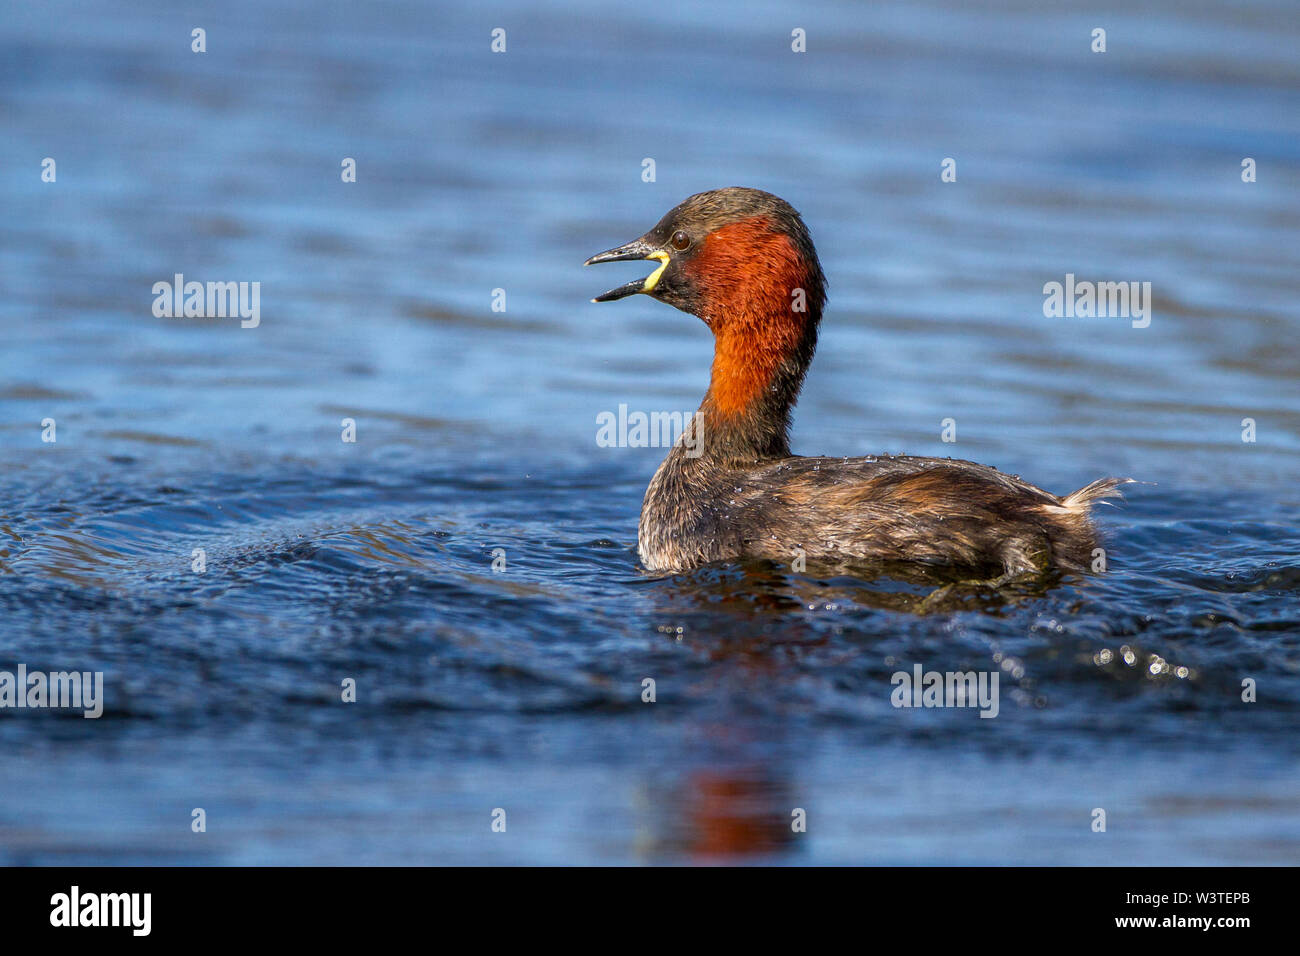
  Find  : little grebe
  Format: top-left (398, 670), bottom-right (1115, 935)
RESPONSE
top-left (586, 187), bottom-right (1128, 578)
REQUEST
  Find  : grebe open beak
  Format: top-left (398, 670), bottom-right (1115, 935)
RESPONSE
top-left (585, 236), bottom-right (670, 303)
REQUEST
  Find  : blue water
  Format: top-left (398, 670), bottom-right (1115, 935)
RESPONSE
top-left (1, 0), bottom-right (1298, 864)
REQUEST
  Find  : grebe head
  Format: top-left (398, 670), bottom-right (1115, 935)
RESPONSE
top-left (585, 187), bottom-right (826, 332)
top-left (586, 188), bottom-right (827, 459)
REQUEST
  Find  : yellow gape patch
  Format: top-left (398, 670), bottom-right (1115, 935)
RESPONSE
top-left (642, 251), bottom-right (670, 292)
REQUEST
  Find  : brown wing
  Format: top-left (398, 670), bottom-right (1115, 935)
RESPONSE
top-left (737, 455), bottom-right (1119, 572)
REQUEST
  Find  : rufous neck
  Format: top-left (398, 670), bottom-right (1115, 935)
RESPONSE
top-left (697, 301), bottom-right (820, 463)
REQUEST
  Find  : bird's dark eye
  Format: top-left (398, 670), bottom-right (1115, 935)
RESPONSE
top-left (670, 230), bottom-right (691, 251)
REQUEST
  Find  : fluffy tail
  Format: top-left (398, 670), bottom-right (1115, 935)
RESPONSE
top-left (1054, 476), bottom-right (1136, 513)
